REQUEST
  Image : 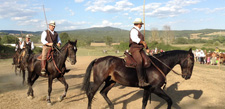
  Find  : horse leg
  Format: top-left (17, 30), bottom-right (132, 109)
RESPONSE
top-left (47, 76), bottom-right (53, 105)
top-left (100, 79), bottom-right (116, 109)
top-left (27, 73), bottom-right (39, 98)
top-left (153, 87), bottom-right (172, 109)
top-left (87, 80), bottom-right (104, 109)
top-left (142, 89), bottom-right (150, 109)
top-left (57, 76), bottom-right (68, 102)
top-left (22, 68), bottom-right (26, 85)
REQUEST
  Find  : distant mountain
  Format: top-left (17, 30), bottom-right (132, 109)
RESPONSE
top-left (1, 27), bottom-right (225, 42)
top-left (0, 30), bottom-right (41, 35)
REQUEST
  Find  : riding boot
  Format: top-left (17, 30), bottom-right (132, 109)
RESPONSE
top-left (41, 60), bottom-right (46, 75)
top-left (136, 67), bottom-right (150, 87)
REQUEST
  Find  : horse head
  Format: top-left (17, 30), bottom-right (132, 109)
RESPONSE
top-left (180, 48), bottom-right (195, 80)
top-left (66, 40), bottom-right (77, 65)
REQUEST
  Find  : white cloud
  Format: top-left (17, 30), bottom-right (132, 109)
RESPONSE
top-left (74, 0), bottom-right (84, 3)
top-left (55, 20), bottom-right (88, 30)
top-left (65, 7), bottom-right (75, 16)
top-left (193, 7), bottom-right (225, 13)
top-left (11, 16), bottom-right (31, 21)
top-left (0, 1), bottom-right (39, 19)
top-left (91, 20), bottom-right (122, 27)
top-left (85, 0), bottom-right (133, 13)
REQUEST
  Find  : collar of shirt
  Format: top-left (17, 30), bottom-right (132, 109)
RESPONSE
top-left (48, 28), bottom-right (54, 35)
top-left (133, 26), bottom-right (140, 31)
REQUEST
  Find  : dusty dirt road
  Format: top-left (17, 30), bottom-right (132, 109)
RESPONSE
top-left (0, 56), bottom-right (225, 109)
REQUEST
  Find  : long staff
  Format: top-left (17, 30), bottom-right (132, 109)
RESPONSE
top-left (143, 0), bottom-right (145, 39)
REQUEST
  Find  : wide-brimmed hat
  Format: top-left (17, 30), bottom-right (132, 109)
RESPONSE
top-left (49, 21), bottom-right (56, 26)
top-left (133, 18), bottom-right (144, 25)
top-left (26, 34), bottom-right (30, 38)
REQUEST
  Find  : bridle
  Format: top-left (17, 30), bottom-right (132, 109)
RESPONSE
top-left (51, 43), bottom-right (77, 73)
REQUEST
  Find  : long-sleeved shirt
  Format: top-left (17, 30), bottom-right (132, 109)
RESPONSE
top-left (41, 28), bottom-right (61, 45)
top-left (20, 41), bottom-right (34, 50)
top-left (130, 26), bottom-right (141, 44)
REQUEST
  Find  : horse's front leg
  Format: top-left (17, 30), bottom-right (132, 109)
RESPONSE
top-left (153, 87), bottom-right (172, 109)
top-left (142, 88), bottom-right (150, 109)
top-left (47, 76), bottom-right (53, 105)
top-left (57, 76), bottom-right (68, 102)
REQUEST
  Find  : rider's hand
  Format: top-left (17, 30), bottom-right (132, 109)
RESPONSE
top-left (146, 49), bottom-right (150, 54)
top-left (140, 41), bottom-right (147, 49)
top-left (57, 43), bottom-right (61, 47)
top-left (47, 43), bottom-right (53, 46)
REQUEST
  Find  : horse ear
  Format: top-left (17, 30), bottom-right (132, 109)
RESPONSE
top-left (68, 40), bottom-right (70, 42)
top-left (189, 48), bottom-right (192, 53)
top-left (75, 39), bottom-right (77, 43)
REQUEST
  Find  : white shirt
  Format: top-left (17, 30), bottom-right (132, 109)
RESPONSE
top-left (20, 41), bottom-right (34, 50)
top-left (41, 28), bottom-right (61, 45)
top-left (130, 26), bottom-right (141, 44)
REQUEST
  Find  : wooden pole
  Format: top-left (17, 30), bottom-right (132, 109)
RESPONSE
top-left (43, 5), bottom-right (48, 29)
top-left (143, 0), bottom-right (146, 39)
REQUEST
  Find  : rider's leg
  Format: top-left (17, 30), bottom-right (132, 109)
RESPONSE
top-left (131, 49), bottom-right (149, 87)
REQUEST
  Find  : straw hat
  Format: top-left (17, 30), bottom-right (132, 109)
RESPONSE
top-left (26, 34), bottom-right (30, 38)
top-left (49, 21), bottom-right (56, 26)
top-left (133, 18), bottom-right (144, 25)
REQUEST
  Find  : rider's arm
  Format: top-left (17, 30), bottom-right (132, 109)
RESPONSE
top-left (20, 41), bottom-right (24, 49)
top-left (130, 29), bottom-right (141, 44)
top-left (57, 34), bottom-right (61, 47)
top-left (41, 31), bottom-right (48, 45)
top-left (31, 42), bottom-right (34, 50)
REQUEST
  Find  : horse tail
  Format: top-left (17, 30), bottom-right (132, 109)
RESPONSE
top-left (81, 59), bottom-right (96, 93)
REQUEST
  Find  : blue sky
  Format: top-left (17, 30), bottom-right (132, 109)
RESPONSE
top-left (0, 0), bottom-right (225, 31)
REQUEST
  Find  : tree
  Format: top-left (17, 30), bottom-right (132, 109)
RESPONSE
top-left (105, 36), bottom-right (113, 46)
top-left (151, 28), bottom-right (159, 42)
top-left (59, 32), bottom-right (70, 45)
top-left (1, 35), bottom-right (18, 44)
top-left (163, 25), bottom-right (174, 44)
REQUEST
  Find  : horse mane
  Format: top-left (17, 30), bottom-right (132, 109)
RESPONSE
top-left (60, 42), bottom-right (69, 52)
top-left (151, 50), bottom-right (188, 60)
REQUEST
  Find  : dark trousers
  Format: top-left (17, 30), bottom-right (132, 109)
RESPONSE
top-left (130, 48), bottom-right (147, 83)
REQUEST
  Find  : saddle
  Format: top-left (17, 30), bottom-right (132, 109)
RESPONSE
top-left (37, 48), bottom-right (53, 61)
top-left (124, 51), bottom-right (151, 68)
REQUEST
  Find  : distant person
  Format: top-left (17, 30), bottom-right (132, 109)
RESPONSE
top-left (20, 35), bottom-right (34, 50)
top-left (129, 18), bottom-right (150, 87)
top-left (17, 35), bottom-right (34, 66)
top-left (215, 47), bottom-right (219, 53)
top-left (41, 21), bottom-right (61, 75)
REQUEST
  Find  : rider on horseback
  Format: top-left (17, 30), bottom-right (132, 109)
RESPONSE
top-left (129, 18), bottom-right (150, 87)
top-left (16, 35), bottom-right (34, 67)
top-left (41, 21), bottom-right (61, 75)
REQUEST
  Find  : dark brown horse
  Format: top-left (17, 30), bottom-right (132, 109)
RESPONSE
top-left (19, 43), bottom-right (33, 85)
top-left (26, 40), bottom-right (77, 105)
top-left (12, 42), bottom-right (22, 75)
top-left (82, 49), bottom-right (194, 109)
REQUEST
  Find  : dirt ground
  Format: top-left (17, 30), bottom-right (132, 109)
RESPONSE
top-left (0, 56), bottom-right (225, 109)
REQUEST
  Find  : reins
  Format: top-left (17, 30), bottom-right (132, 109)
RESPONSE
top-left (150, 54), bottom-right (182, 76)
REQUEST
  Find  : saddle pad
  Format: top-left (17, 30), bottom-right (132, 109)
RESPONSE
top-left (124, 52), bottom-right (137, 68)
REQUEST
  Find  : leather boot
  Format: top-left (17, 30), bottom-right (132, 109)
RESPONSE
top-left (41, 60), bottom-right (46, 75)
top-left (137, 68), bottom-right (150, 87)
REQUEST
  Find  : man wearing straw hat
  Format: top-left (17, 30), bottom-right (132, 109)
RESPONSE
top-left (41, 21), bottom-right (61, 74)
top-left (17, 35), bottom-right (34, 66)
top-left (20, 35), bottom-right (34, 50)
top-left (129, 18), bottom-right (150, 87)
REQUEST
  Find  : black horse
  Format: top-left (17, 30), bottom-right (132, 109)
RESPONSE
top-left (19, 43), bottom-right (33, 85)
top-left (82, 49), bottom-right (194, 109)
top-left (12, 42), bottom-right (22, 75)
top-left (26, 40), bottom-right (77, 105)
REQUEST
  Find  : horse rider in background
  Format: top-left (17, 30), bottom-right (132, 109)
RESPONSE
top-left (129, 18), bottom-right (150, 87)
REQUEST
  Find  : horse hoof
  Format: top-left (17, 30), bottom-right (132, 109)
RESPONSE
top-left (47, 103), bottom-right (52, 106)
top-left (27, 96), bottom-right (33, 100)
top-left (57, 96), bottom-right (63, 102)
